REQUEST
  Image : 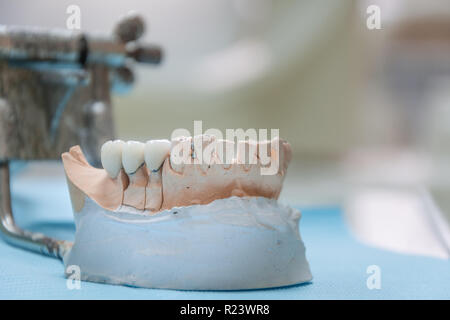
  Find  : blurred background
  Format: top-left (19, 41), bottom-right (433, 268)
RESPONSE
top-left (1, 0), bottom-right (449, 259)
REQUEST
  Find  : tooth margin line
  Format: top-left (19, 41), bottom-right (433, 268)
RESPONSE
top-left (150, 161), bottom-right (165, 172)
top-left (146, 166), bottom-right (164, 212)
top-left (126, 162), bottom-right (145, 175)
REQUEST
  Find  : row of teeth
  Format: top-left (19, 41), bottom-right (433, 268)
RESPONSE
top-left (101, 140), bottom-right (171, 178)
top-left (101, 137), bottom-right (276, 179)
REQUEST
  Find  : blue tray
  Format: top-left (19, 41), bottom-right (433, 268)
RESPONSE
top-left (1, 175), bottom-right (449, 299)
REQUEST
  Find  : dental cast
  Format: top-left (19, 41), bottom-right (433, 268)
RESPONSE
top-left (62, 136), bottom-right (312, 291)
top-left (63, 135), bottom-right (291, 213)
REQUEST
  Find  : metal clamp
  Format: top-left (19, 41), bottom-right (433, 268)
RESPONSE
top-left (0, 12), bottom-right (163, 259)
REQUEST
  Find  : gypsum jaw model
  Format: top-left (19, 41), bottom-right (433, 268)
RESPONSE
top-left (62, 135), bottom-right (312, 290)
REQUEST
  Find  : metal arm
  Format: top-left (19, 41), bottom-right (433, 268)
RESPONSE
top-left (0, 160), bottom-right (72, 259)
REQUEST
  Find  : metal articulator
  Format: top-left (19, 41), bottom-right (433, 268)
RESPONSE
top-left (0, 13), bottom-right (163, 259)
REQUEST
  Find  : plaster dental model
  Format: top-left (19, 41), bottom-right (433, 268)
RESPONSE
top-left (61, 135), bottom-right (312, 290)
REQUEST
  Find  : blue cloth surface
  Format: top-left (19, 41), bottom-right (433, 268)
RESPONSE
top-left (0, 174), bottom-right (449, 299)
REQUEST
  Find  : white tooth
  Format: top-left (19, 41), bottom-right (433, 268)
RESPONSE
top-left (144, 139), bottom-right (171, 171)
top-left (100, 140), bottom-right (125, 178)
top-left (122, 141), bottom-right (145, 174)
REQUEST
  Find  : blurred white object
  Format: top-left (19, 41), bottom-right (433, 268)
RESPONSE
top-left (346, 188), bottom-right (450, 259)
top-left (360, 0), bottom-right (450, 25)
top-left (190, 1), bottom-right (346, 92)
top-left (192, 39), bottom-right (271, 92)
